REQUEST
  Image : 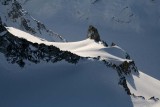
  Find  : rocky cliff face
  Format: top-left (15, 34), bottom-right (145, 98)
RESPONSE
top-left (0, 0), bottom-right (66, 42)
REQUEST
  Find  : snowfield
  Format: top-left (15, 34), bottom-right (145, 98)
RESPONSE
top-left (0, 27), bottom-right (159, 107)
top-left (127, 71), bottom-right (160, 106)
top-left (1, 0), bottom-right (160, 106)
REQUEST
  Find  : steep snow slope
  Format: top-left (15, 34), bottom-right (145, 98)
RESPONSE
top-left (0, 26), bottom-right (159, 107)
top-left (21, 0), bottom-right (160, 80)
top-left (0, 0), bottom-right (66, 42)
top-left (127, 72), bottom-right (160, 106)
top-left (22, 0), bottom-right (160, 39)
top-left (0, 58), bottom-right (134, 107)
top-left (1, 0), bottom-right (160, 107)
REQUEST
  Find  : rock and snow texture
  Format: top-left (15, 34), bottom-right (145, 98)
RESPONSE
top-left (127, 72), bottom-right (160, 106)
top-left (0, 0), bottom-right (66, 42)
top-left (0, 0), bottom-right (160, 107)
top-left (0, 26), bottom-right (160, 107)
top-left (6, 27), bottom-right (131, 65)
top-left (20, 0), bottom-right (160, 38)
top-left (19, 0), bottom-right (160, 80)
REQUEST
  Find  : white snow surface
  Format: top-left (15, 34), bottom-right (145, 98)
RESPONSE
top-left (127, 72), bottom-right (160, 107)
top-left (20, 0), bottom-right (160, 80)
top-left (2, 26), bottom-right (160, 107)
top-left (6, 27), bottom-right (130, 64)
top-left (1, 0), bottom-right (160, 106)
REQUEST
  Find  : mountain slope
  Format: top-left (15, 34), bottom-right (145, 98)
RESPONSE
top-left (6, 27), bottom-right (130, 64)
top-left (0, 0), bottom-right (160, 107)
top-left (127, 71), bottom-right (160, 106)
top-left (0, 59), bottom-right (134, 107)
top-left (21, 0), bottom-right (160, 38)
top-left (0, 0), bottom-right (66, 42)
top-left (0, 26), bottom-right (160, 107)
top-left (19, 0), bottom-right (160, 80)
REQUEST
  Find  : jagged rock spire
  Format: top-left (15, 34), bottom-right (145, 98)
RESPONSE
top-left (87, 25), bottom-right (101, 42)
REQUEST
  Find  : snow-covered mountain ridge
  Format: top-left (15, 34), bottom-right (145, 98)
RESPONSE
top-left (0, 24), bottom-right (137, 74)
top-left (0, 0), bottom-right (160, 107)
top-left (1, 25), bottom-right (160, 107)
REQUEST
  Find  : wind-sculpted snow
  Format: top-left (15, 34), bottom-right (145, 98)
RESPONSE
top-left (0, 25), bottom-right (160, 107)
top-left (0, 27), bottom-right (80, 68)
top-left (0, 25), bottom-right (137, 77)
top-left (0, 25), bottom-right (139, 94)
top-left (1, 26), bottom-right (138, 75)
top-left (0, 0), bottom-right (160, 107)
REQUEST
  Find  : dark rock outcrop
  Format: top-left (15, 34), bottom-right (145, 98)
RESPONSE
top-left (0, 27), bottom-right (80, 67)
top-left (119, 77), bottom-right (131, 95)
top-left (0, 25), bottom-right (140, 98)
top-left (111, 42), bottom-right (116, 46)
top-left (131, 94), bottom-right (145, 100)
top-left (149, 96), bottom-right (159, 102)
top-left (87, 25), bottom-right (101, 42)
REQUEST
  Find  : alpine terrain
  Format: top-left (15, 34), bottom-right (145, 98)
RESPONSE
top-left (0, 0), bottom-right (160, 107)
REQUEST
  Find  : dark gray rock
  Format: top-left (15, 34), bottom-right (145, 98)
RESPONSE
top-left (87, 25), bottom-right (101, 42)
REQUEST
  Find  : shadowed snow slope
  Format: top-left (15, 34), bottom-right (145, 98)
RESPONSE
top-left (1, 0), bottom-right (160, 107)
top-left (20, 0), bottom-right (160, 80)
top-left (0, 58), bottom-right (133, 107)
top-left (127, 71), bottom-right (160, 106)
top-left (0, 0), bottom-right (66, 42)
top-left (0, 26), bottom-right (159, 107)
